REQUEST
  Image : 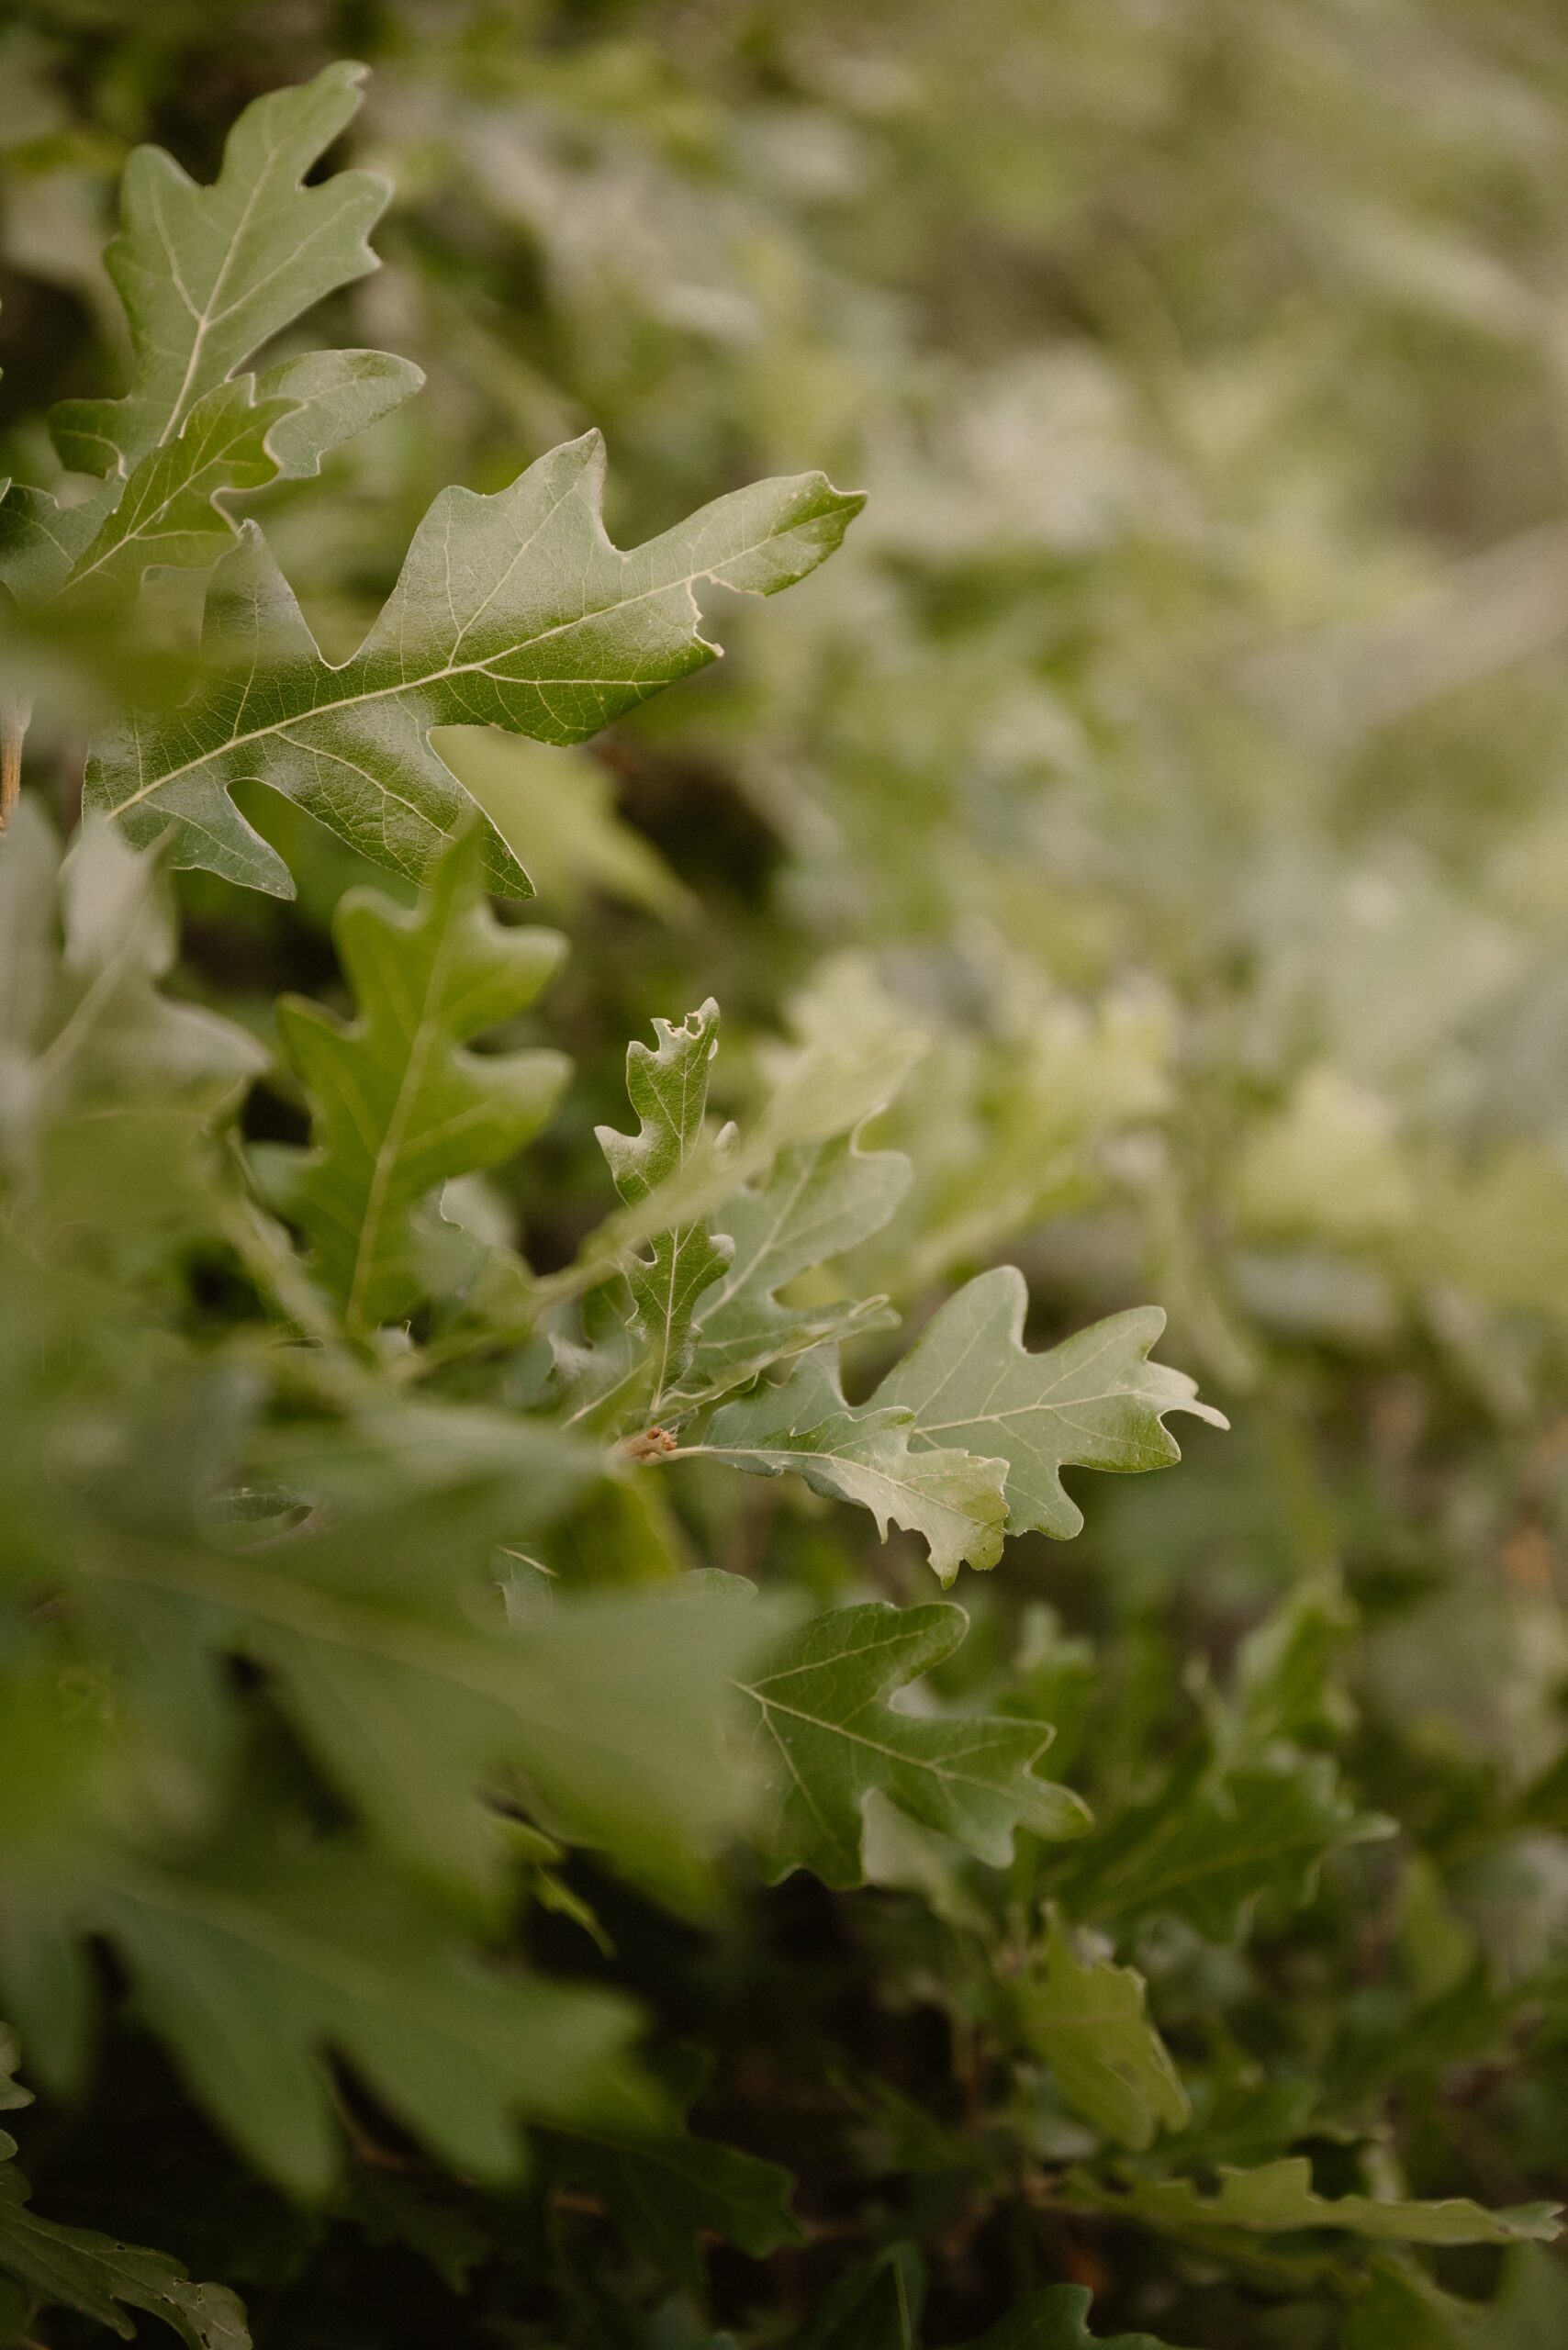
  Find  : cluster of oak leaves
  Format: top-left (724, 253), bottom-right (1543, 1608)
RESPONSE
top-left (0, 56), bottom-right (1564, 2350)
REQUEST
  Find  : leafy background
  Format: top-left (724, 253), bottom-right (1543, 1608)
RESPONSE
top-left (3, 2), bottom-right (1568, 2345)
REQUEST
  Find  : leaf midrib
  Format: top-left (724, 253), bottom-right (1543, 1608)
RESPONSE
top-left (342, 900), bottom-right (459, 1331)
top-left (701, 1423), bottom-right (999, 1530)
top-left (644, 1038), bottom-right (706, 1406)
top-left (106, 507), bottom-right (824, 820)
top-left (151, 110), bottom-right (283, 453)
top-left (63, 391), bottom-right (288, 597)
top-left (738, 1682), bottom-right (1047, 1800)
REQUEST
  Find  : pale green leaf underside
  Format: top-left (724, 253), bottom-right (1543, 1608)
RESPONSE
top-left (559, 1080), bottom-right (908, 1439)
top-left (739, 1600), bottom-right (1089, 1887)
top-left (557, 1029), bottom-right (923, 1306)
top-left (1081, 2158), bottom-right (1560, 2248)
top-left (708, 1350), bottom-right (1009, 1584)
top-left (877, 1269), bottom-right (1227, 1540)
top-left (85, 432), bottom-right (864, 897)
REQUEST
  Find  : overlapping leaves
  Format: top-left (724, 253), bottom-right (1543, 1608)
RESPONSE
top-left (708, 1355), bottom-right (1012, 1584)
top-left (6, 34), bottom-right (1565, 2344)
top-left (696, 1278), bottom-right (1221, 1587)
top-left (83, 432), bottom-right (863, 896)
top-left (53, 62), bottom-right (391, 482)
top-left (0, 64), bottom-right (418, 610)
top-left (678, 1129), bottom-right (909, 1403)
top-left (1, 64), bottom-right (863, 905)
top-left (1053, 1745), bottom-right (1383, 1943)
top-left (548, 993), bottom-right (1219, 1583)
top-left (790, 2260), bottom-right (1183, 2350)
top-left (545, 2049), bottom-right (801, 2290)
top-left (0, 801), bottom-right (776, 2204)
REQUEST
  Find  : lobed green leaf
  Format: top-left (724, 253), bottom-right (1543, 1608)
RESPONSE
top-left (739, 1600), bottom-right (1089, 1887)
top-left (86, 435), bottom-right (864, 897)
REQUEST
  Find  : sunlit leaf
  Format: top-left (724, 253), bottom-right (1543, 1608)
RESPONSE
top-left (85, 436), bottom-right (863, 896)
top-left (877, 1271), bottom-right (1226, 1543)
top-left (707, 1350), bottom-right (1009, 1585)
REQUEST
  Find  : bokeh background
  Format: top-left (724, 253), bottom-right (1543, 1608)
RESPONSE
top-left (6, 3), bottom-right (1568, 2344)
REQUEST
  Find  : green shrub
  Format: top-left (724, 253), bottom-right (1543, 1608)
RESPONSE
top-left (1, 12), bottom-right (1566, 2346)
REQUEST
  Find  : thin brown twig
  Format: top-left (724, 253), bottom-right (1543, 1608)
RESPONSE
top-left (0, 698), bottom-right (29, 830)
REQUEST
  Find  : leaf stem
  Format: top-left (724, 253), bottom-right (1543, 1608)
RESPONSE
top-left (0, 697), bottom-right (31, 830)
